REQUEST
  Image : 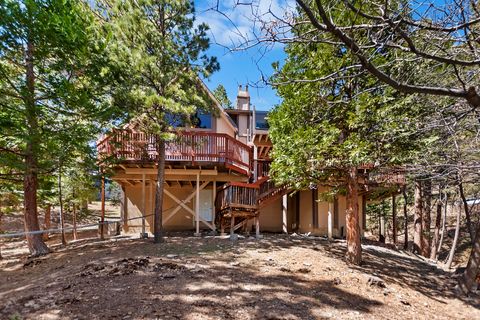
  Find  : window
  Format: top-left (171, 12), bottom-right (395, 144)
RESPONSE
top-left (255, 111), bottom-right (269, 130)
top-left (192, 111), bottom-right (212, 129)
top-left (166, 111), bottom-right (212, 129)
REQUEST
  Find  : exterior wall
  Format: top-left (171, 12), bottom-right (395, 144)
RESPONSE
top-left (124, 182), bottom-right (217, 233)
top-left (258, 198), bottom-right (283, 232)
top-left (215, 114), bottom-right (236, 137)
top-left (297, 187), bottom-right (365, 238)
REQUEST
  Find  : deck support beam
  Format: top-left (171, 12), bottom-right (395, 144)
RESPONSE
top-left (195, 173), bottom-right (201, 236)
top-left (328, 202), bottom-right (333, 240)
top-left (255, 216), bottom-right (261, 239)
top-left (282, 194), bottom-right (288, 233)
top-left (141, 173), bottom-right (147, 238)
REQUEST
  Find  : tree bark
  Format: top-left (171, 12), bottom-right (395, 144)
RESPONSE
top-left (446, 204), bottom-right (461, 269)
top-left (345, 167), bottom-right (362, 265)
top-left (458, 182), bottom-right (474, 243)
top-left (403, 187), bottom-right (408, 250)
top-left (438, 193), bottom-right (448, 257)
top-left (459, 222), bottom-right (480, 294)
top-left (413, 180), bottom-right (423, 254)
top-left (100, 174), bottom-right (105, 240)
top-left (0, 206), bottom-right (3, 260)
top-left (392, 195), bottom-right (397, 244)
top-left (430, 198), bottom-right (442, 260)
top-left (72, 203), bottom-right (77, 240)
top-left (421, 180), bottom-right (432, 257)
top-left (58, 169), bottom-right (67, 246)
top-left (154, 137), bottom-right (165, 243)
top-left (23, 37), bottom-right (49, 256)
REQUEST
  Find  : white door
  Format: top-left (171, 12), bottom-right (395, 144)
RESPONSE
top-left (197, 189), bottom-right (213, 222)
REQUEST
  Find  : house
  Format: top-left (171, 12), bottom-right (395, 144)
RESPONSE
top-left (97, 82), bottom-right (404, 238)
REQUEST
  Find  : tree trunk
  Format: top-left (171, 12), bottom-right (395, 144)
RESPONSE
top-left (459, 182), bottom-right (474, 243)
top-left (421, 180), bottom-right (432, 257)
top-left (73, 203), bottom-right (78, 240)
top-left (58, 169), bottom-right (67, 246)
top-left (430, 198), bottom-right (442, 260)
top-left (403, 187), bottom-right (408, 250)
top-left (154, 138), bottom-right (165, 243)
top-left (23, 38), bottom-right (49, 256)
top-left (0, 209), bottom-right (3, 260)
top-left (446, 204), bottom-right (461, 269)
top-left (438, 193), bottom-right (448, 256)
top-left (345, 167), bottom-right (362, 265)
top-left (100, 174), bottom-right (105, 240)
top-left (392, 195), bottom-right (397, 244)
top-left (413, 180), bottom-right (423, 254)
top-left (459, 222), bottom-right (480, 294)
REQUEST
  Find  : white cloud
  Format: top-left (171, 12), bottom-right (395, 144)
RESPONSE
top-left (196, 0), bottom-right (295, 48)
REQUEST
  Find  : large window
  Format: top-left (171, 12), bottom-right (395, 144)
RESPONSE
top-left (166, 111), bottom-right (212, 129)
top-left (255, 111), bottom-right (269, 130)
top-left (192, 111), bottom-right (212, 129)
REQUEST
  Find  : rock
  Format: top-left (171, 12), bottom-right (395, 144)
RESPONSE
top-left (166, 254), bottom-right (178, 259)
top-left (400, 300), bottom-right (411, 306)
top-left (303, 262), bottom-right (312, 266)
top-left (297, 268), bottom-right (311, 274)
top-left (332, 277), bottom-right (342, 285)
top-left (367, 276), bottom-right (386, 288)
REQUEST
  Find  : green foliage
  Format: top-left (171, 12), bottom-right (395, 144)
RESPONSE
top-left (268, 9), bottom-right (429, 190)
top-left (0, 0), bottom-right (124, 194)
top-left (104, 0), bottom-right (219, 136)
top-left (213, 84), bottom-right (233, 109)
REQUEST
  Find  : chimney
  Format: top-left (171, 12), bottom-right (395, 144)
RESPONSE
top-left (236, 84), bottom-right (250, 110)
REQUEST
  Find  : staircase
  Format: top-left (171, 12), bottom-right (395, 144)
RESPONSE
top-left (214, 176), bottom-right (288, 236)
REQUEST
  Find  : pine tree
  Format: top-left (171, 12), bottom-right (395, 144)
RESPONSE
top-left (0, 0), bottom-right (122, 255)
top-left (105, 0), bottom-right (219, 243)
top-left (213, 84), bottom-right (233, 109)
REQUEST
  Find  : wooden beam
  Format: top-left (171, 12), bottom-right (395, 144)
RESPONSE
top-left (163, 181), bottom-right (210, 227)
top-left (195, 173), bottom-right (200, 236)
top-left (124, 168), bottom-right (218, 175)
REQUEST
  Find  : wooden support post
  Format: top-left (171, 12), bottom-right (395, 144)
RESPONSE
top-left (73, 203), bottom-right (77, 240)
top-left (212, 181), bottom-right (216, 233)
top-left (255, 216), bottom-right (261, 239)
top-left (150, 179), bottom-right (154, 232)
top-left (328, 202), bottom-right (333, 240)
top-left (230, 215), bottom-right (235, 238)
top-left (122, 185), bottom-right (128, 233)
top-left (194, 173), bottom-right (200, 236)
top-left (282, 194), bottom-right (288, 233)
top-left (141, 173), bottom-right (146, 238)
top-left (253, 146), bottom-right (258, 180)
top-left (100, 174), bottom-right (105, 240)
top-left (392, 194), bottom-right (397, 244)
top-left (379, 214), bottom-right (385, 243)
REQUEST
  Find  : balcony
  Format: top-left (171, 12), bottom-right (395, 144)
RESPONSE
top-left (97, 129), bottom-right (252, 175)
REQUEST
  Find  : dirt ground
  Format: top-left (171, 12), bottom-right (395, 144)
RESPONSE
top-left (1, 232), bottom-right (479, 320)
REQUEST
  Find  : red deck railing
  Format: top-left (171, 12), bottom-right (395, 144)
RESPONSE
top-left (97, 129), bottom-right (252, 174)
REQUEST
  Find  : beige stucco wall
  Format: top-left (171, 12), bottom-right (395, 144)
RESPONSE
top-left (297, 188), bottom-right (364, 237)
top-left (215, 114), bottom-right (235, 137)
top-left (258, 198), bottom-right (283, 232)
top-left (125, 182), bottom-right (217, 233)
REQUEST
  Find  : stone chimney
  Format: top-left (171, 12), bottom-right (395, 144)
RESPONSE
top-left (236, 84), bottom-right (250, 110)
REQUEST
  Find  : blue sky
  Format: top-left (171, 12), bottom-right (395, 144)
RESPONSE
top-left (195, 1), bottom-right (294, 111)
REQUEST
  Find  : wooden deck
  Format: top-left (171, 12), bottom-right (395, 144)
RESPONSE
top-left (97, 129), bottom-right (253, 175)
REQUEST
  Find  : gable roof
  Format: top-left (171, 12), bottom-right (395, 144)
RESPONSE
top-left (196, 78), bottom-right (238, 133)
